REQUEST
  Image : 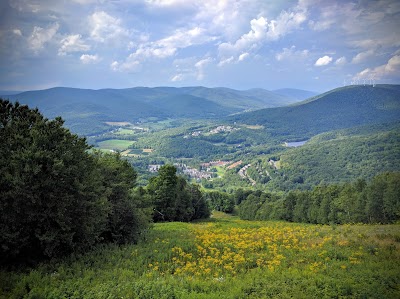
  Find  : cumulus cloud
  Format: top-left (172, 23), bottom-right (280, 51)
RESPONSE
top-left (275, 46), bottom-right (309, 61)
top-left (171, 73), bottom-right (184, 82)
top-left (28, 22), bottom-right (59, 53)
top-left (59, 34), bottom-right (90, 55)
top-left (335, 56), bottom-right (347, 66)
top-left (308, 4), bottom-right (337, 31)
top-left (355, 54), bottom-right (400, 80)
top-left (113, 27), bottom-right (214, 72)
top-left (89, 11), bottom-right (130, 42)
top-left (80, 54), bottom-right (99, 64)
top-left (238, 52), bottom-right (249, 62)
top-left (72, 0), bottom-right (97, 4)
top-left (145, 0), bottom-right (190, 7)
top-left (194, 57), bottom-right (212, 80)
top-left (218, 16), bottom-right (267, 55)
top-left (12, 29), bottom-right (22, 36)
top-left (352, 50), bottom-right (375, 64)
top-left (218, 56), bottom-right (235, 67)
top-left (218, 5), bottom-right (307, 64)
top-left (315, 55), bottom-right (333, 66)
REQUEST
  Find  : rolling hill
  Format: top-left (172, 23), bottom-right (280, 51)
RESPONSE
top-left (272, 88), bottom-right (318, 101)
top-left (2, 86), bottom-right (304, 135)
top-left (230, 85), bottom-right (400, 140)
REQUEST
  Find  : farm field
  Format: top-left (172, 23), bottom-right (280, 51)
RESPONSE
top-left (96, 139), bottom-right (135, 151)
top-left (1, 213), bottom-right (399, 299)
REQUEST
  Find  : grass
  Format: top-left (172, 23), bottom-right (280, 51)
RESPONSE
top-left (115, 128), bottom-right (136, 135)
top-left (1, 213), bottom-right (399, 298)
top-left (214, 166), bottom-right (226, 177)
top-left (97, 139), bottom-right (135, 151)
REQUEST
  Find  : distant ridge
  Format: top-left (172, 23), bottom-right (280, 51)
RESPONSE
top-left (272, 88), bottom-right (318, 101)
top-left (230, 84), bottom-right (400, 139)
top-left (3, 86), bottom-right (305, 135)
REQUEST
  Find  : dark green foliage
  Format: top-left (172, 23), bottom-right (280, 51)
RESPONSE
top-left (159, 136), bottom-right (230, 159)
top-left (238, 173), bottom-right (400, 224)
top-left (94, 152), bottom-right (151, 244)
top-left (272, 125), bottom-right (400, 190)
top-left (0, 100), bottom-right (150, 264)
top-left (146, 165), bottom-right (210, 222)
top-left (231, 85), bottom-right (400, 139)
top-left (207, 191), bottom-right (235, 213)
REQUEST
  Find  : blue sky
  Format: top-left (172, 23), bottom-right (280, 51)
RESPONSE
top-left (0, 0), bottom-right (399, 92)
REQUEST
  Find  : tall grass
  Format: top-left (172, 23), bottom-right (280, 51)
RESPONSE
top-left (1, 212), bottom-right (399, 298)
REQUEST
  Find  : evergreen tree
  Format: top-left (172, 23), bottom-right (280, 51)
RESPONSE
top-left (0, 100), bottom-right (109, 263)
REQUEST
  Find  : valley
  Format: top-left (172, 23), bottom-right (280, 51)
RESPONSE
top-left (6, 84), bottom-right (399, 192)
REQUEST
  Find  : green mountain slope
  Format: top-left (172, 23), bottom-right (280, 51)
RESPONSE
top-left (4, 86), bottom-right (302, 135)
top-left (266, 122), bottom-right (400, 190)
top-left (272, 88), bottom-right (317, 100)
top-left (230, 85), bottom-right (400, 139)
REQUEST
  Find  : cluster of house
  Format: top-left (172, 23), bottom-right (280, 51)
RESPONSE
top-left (183, 125), bottom-right (239, 139)
top-left (174, 163), bottom-right (213, 180)
top-left (208, 125), bottom-right (239, 134)
top-left (200, 160), bottom-right (230, 170)
top-left (148, 159), bottom-right (251, 181)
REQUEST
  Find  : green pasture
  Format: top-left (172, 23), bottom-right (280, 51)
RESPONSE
top-left (97, 139), bottom-right (135, 151)
top-left (115, 129), bottom-right (136, 135)
top-left (1, 213), bottom-right (399, 299)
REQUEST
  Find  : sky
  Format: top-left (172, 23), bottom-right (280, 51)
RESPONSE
top-left (0, 0), bottom-right (399, 92)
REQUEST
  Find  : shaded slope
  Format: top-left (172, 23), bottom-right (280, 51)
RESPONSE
top-left (230, 85), bottom-right (400, 139)
top-left (272, 88), bottom-right (318, 101)
top-left (5, 86), bottom-right (302, 134)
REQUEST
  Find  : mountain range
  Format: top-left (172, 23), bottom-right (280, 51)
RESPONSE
top-left (2, 86), bottom-right (308, 135)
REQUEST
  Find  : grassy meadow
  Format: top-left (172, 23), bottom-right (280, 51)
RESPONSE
top-left (1, 212), bottom-right (399, 298)
top-left (96, 139), bottom-right (135, 151)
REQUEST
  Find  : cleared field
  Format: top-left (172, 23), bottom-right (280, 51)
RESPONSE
top-left (245, 125), bottom-right (264, 130)
top-left (105, 121), bottom-right (133, 126)
top-left (2, 213), bottom-right (399, 298)
top-left (97, 139), bottom-right (135, 151)
top-left (115, 128), bottom-right (136, 135)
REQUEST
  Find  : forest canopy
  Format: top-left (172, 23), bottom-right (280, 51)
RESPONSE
top-left (0, 100), bottom-right (152, 264)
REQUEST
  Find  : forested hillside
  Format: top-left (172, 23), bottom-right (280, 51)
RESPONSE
top-left (268, 123), bottom-right (400, 190)
top-left (230, 85), bottom-right (400, 139)
top-left (0, 100), bottom-right (210, 265)
top-left (3, 86), bottom-right (302, 135)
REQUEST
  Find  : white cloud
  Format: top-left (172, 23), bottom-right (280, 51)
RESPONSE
top-left (28, 22), bottom-right (59, 53)
top-left (267, 8), bottom-right (307, 40)
top-left (218, 5), bottom-right (307, 63)
top-left (110, 61), bottom-right (119, 71)
top-left (89, 11), bottom-right (130, 42)
top-left (12, 29), bottom-right (22, 36)
top-left (355, 54), bottom-right (400, 80)
top-left (351, 50), bottom-right (375, 64)
top-left (238, 52), bottom-right (249, 62)
top-left (59, 34), bottom-right (90, 55)
top-left (315, 55), bottom-right (333, 66)
top-left (171, 73), bottom-right (184, 82)
top-left (113, 27), bottom-right (214, 72)
top-left (194, 57), bottom-right (212, 80)
top-left (145, 0), bottom-right (190, 7)
top-left (308, 4), bottom-right (337, 31)
top-left (335, 56), bottom-right (347, 66)
top-left (218, 56), bottom-right (234, 67)
top-left (9, 0), bottom-right (41, 13)
top-left (72, 0), bottom-right (97, 4)
top-left (80, 54), bottom-right (99, 64)
top-left (275, 46), bottom-right (309, 61)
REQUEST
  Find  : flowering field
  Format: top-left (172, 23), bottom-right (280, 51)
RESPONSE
top-left (1, 212), bottom-right (400, 298)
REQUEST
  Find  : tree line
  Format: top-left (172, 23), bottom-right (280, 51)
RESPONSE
top-left (0, 100), bottom-right (210, 265)
top-left (238, 172), bottom-right (400, 224)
